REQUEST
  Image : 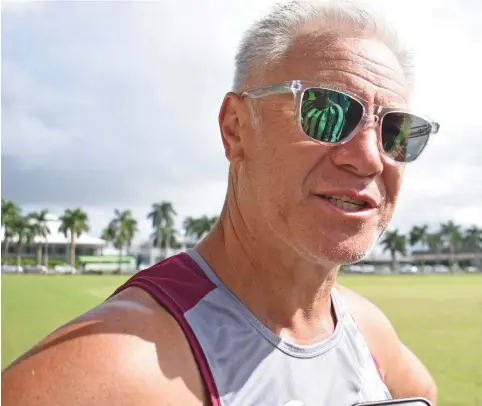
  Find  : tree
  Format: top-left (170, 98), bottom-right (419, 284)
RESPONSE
top-left (151, 226), bottom-right (180, 251)
top-left (110, 209), bottom-right (138, 272)
top-left (409, 225), bottom-right (429, 267)
top-left (58, 209), bottom-right (89, 267)
top-left (183, 215), bottom-right (219, 241)
top-left (101, 220), bottom-right (118, 255)
top-left (147, 202), bottom-right (177, 260)
top-left (409, 224), bottom-right (429, 250)
top-left (463, 225), bottom-right (482, 252)
top-left (1, 199), bottom-right (21, 264)
top-left (427, 232), bottom-right (443, 265)
top-left (183, 216), bottom-right (198, 241)
top-left (29, 210), bottom-right (51, 265)
top-left (11, 216), bottom-right (36, 267)
top-left (440, 221), bottom-right (463, 270)
top-left (380, 229), bottom-right (406, 272)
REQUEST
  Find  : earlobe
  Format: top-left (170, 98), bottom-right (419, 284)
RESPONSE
top-left (219, 92), bottom-right (246, 162)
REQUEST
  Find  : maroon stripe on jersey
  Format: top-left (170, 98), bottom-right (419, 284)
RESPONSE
top-left (113, 253), bottom-right (216, 312)
top-left (112, 253), bottom-right (221, 405)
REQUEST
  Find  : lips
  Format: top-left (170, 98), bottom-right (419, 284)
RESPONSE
top-left (315, 192), bottom-right (378, 211)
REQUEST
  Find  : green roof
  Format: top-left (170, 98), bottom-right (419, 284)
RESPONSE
top-left (78, 256), bottom-right (134, 264)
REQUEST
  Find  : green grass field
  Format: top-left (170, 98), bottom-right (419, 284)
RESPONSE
top-left (2, 273), bottom-right (481, 405)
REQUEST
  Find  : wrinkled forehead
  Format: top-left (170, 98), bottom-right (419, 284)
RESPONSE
top-left (265, 35), bottom-right (410, 108)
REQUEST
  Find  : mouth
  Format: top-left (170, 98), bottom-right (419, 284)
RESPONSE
top-left (316, 194), bottom-right (373, 212)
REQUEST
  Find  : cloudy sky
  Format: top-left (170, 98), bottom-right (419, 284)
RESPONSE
top-left (2, 0), bottom-right (481, 244)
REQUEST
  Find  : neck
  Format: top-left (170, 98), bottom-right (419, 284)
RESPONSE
top-left (195, 201), bottom-right (340, 345)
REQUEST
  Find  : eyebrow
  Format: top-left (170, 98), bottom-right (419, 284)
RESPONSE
top-left (312, 69), bottom-right (409, 106)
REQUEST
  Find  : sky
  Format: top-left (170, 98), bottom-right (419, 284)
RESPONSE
top-left (2, 0), bottom-right (482, 245)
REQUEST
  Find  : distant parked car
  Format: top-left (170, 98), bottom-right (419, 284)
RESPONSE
top-left (376, 265), bottom-right (392, 274)
top-left (360, 265), bottom-right (376, 274)
top-left (23, 264), bottom-right (48, 274)
top-left (344, 265), bottom-right (363, 273)
top-left (433, 265), bottom-right (450, 273)
top-left (1, 265), bottom-right (23, 273)
top-left (420, 265), bottom-right (433, 274)
top-left (54, 264), bottom-right (77, 274)
top-left (398, 264), bottom-right (418, 274)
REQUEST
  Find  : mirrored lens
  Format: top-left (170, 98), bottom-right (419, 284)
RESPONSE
top-left (381, 112), bottom-right (432, 163)
top-left (300, 88), bottom-right (363, 143)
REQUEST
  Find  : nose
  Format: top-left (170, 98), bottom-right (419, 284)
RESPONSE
top-left (330, 122), bottom-right (384, 177)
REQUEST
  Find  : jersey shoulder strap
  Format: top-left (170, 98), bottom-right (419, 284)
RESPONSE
top-left (110, 253), bottom-right (221, 406)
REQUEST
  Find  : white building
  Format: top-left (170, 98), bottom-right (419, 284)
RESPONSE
top-left (129, 234), bottom-right (196, 268)
top-left (1, 213), bottom-right (106, 263)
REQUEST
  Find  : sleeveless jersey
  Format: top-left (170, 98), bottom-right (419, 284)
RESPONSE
top-left (111, 249), bottom-right (391, 406)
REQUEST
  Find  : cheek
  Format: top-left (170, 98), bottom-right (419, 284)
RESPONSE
top-left (243, 131), bottom-right (303, 216)
top-left (381, 165), bottom-right (404, 216)
top-left (243, 106), bottom-right (331, 220)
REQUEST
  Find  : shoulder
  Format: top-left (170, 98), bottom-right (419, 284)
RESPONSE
top-left (2, 287), bottom-right (206, 406)
top-left (335, 284), bottom-right (396, 376)
top-left (335, 283), bottom-right (437, 404)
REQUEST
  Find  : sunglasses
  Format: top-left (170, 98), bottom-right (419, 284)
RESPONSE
top-left (241, 80), bottom-right (440, 164)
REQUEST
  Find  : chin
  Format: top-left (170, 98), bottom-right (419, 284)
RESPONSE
top-left (293, 226), bottom-right (380, 266)
top-left (322, 244), bottom-right (371, 265)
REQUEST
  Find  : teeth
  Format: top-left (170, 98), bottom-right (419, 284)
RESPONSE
top-left (329, 194), bottom-right (366, 206)
top-left (328, 198), bottom-right (362, 211)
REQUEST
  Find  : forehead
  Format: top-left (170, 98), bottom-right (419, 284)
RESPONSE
top-left (267, 35), bottom-right (409, 107)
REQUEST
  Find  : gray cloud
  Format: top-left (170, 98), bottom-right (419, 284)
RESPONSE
top-left (2, 1), bottom-right (230, 209)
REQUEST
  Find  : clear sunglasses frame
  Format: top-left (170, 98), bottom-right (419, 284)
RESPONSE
top-left (240, 80), bottom-right (440, 164)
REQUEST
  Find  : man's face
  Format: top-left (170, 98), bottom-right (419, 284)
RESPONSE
top-left (226, 36), bottom-right (408, 265)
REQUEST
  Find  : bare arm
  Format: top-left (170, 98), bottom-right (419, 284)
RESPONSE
top-left (383, 341), bottom-right (437, 403)
top-left (2, 288), bottom-right (206, 406)
top-left (337, 285), bottom-right (437, 405)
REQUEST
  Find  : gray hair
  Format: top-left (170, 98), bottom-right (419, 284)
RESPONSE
top-left (233, 0), bottom-right (414, 93)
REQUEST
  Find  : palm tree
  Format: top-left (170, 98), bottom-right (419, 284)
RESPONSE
top-left (409, 225), bottom-right (429, 250)
top-left (409, 225), bottom-right (429, 267)
top-left (111, 209), bottom-right (138, 272)
top-left (440, 221), bottom-right (463, 270)
top-left (463, 225), bottom-right (482, 252)
top-left (380, 229), bottom-right (406, 272)
top-left (147, 202), bottom-right (177, 260)
top-left (101, 220), bottom-right (118, 255)
top-left (11, 216), bottom-right (36, 267)
top-left (427, 232), bottom-right (443, 266)
top-left (151, 226), bottom-right (180, 253)
top-left (1, 199), bottom-right (21, 264)
top-left (183, 216), bottom-right (197, 242)
top-left (183, 215), bottom-right (218, 242)
top-left (29, 210), bottom-right (51, 265)
top-left (207, 215), bottom-right (218, 231)
top-left (58, 209), bottom-right (89, 267)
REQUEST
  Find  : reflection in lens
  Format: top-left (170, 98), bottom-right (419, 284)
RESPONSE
top-left (381, 112), bottom-right (432, 163)
top-left (300, 89), bottom-right (363, 143)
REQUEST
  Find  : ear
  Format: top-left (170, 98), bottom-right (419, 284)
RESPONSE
top-left (218, 92), bottom-right (248, 162)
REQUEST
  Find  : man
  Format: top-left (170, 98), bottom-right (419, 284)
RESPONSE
top-left (2, 1), bottom-right (439, 405)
